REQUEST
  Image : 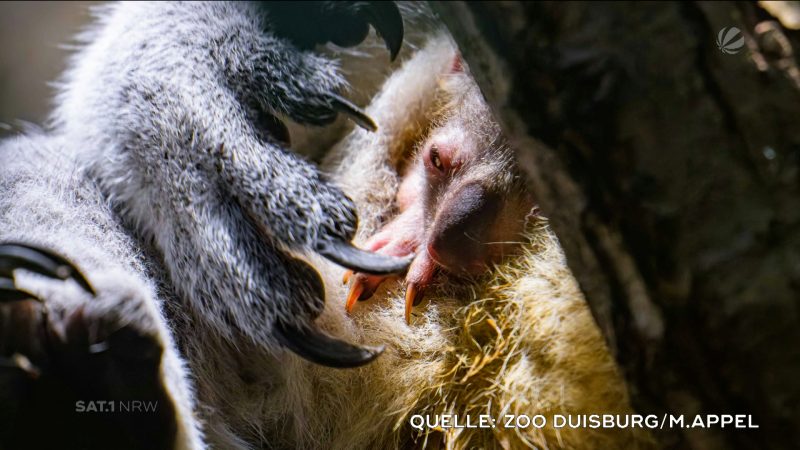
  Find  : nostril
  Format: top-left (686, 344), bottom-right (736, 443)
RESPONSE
top-left (428, 183), bottom-right (500, 274)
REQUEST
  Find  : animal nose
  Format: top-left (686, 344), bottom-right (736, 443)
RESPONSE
top-left (428, 182), bottom-right (500, 274)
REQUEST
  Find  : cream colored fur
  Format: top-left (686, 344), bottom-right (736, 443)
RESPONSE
top-left (161, 33), bottom-right (652, 450)
top-left (206, 35), bottom-right (654, 449)
top-left (2, 5), bottom-right (652, 449)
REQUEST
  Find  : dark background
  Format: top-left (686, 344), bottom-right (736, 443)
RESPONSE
top-left (437, 1), bottom-right (800, 449)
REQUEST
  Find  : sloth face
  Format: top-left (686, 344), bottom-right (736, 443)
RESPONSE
top-left (344, 69), bottom-right (535, 323)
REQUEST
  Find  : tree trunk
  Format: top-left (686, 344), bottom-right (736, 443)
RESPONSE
top-left (433, 2), bottom-right (800, 449)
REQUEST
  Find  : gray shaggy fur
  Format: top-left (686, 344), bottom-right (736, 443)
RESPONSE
top-left (0, 3), bottom-right (646, 450)
top-left (51, 1), bottom-right (357, 346)
top-left (0, 2), bottom-right (431, 448)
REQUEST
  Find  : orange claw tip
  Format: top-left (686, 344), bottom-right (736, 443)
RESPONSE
top-left (342, 270), bottom-right (353, 285)
top-left (404, 283), bottom-right (423, 325)
top-left (346, 282), bottom-right (365, 314)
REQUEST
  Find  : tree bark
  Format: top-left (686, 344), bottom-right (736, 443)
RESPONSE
top-left (433, 2), bottom-right (800, 449)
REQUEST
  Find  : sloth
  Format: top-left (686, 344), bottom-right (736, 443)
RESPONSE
top-left (0, 2), bottom-right (410, 448)
top-left (299, 34), bottom-right (653, 450)
top-left (342, 54), bottom-right (535, 324)
top-left (0, 2), bottom-right (652, 449)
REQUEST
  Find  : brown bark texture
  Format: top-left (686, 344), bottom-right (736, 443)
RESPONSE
top-left (433, 1), bottom-right (800, 449)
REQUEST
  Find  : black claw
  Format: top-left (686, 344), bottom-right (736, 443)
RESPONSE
top-left (262, 1), bottom-right (404, 61)
top-left (360, 1), bottom-right (404, 61)
top-left (274, 320), bottom-right (384, 368)
top-left (316, 239), bottom-right (412, 275)
top-left (0, 277), bottom-right (38, 302)
top-left (329, 94), bottom-right (377, 132)
top-left (0, 243), bottom-right (96, 296)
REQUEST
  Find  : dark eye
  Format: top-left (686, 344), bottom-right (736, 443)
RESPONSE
top-left (430, 145), bottom-right (445, 172)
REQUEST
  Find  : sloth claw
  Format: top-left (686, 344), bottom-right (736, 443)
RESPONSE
top-left (329, 94), bottom-right (378, 132)
top-left (316, 239), bottom-right (412, 275)
top-left (0, 277), bottom-right (36, 302)
top-left (359, 1), bottom-right (405, 61)
top-left (274, 320), bottom-right (384, 368)
top-left (0, 242), bottom-right (96, 302)
top-left (266, 1), bottom-right (404, 61)
top-left (345, 281), bottom-right (364, 313)
top-left (404, 282), bottom-right (424, 325)
top-left (344, 272), bottom-right (388, 313)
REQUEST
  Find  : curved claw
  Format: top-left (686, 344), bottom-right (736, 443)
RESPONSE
top-left (261, 1), bottom-right (404, 61)
top-left (360, 1), bottom-right (405, 61)
top-left (316, 239), bottom-right (412, 275)
top-left (345, 281), bottom-right (364, 313)
top-left (329, 94), bottom-right (377, 132)
top-left (404, 282), bottom-right (424, 324)
top-left (0, 243), bottom-right (95, 296)
top-left (0, 277), bottom-right (38, 302)
top-left (274, 321), bottom-right (384, 368)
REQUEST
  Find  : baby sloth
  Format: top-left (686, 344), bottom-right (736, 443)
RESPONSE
top-left (344, 60), bottom-right (535, 323)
